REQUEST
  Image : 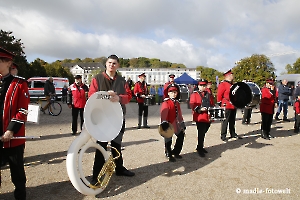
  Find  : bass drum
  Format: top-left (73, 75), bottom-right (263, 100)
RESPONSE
top-left (229, 82), bottom-right (261, 109)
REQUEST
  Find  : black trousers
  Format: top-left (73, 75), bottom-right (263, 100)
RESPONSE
top-left (165, 131), bottom-right (185, 155)
top-left (72, 107), bottom-right (84, 133)
top-left (138, 103), bottom-right (148, 117)
top-left (295, 114), bottom-right (300, 132)
top-left (0, 144), bottom-right (26, 200)
top-left (221, 109), bottom-right (237, 137)
top-left (242, 108), bottom-right (252, 123)
top-left (261, 112), bottom-right (273, 134)
top-left (196, 122), bottom-right (211, 150)
top-left (92, 121), bottom-right (126, 180)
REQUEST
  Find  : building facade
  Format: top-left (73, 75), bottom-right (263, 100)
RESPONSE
top-left (63, 63), bottom-right (200, 85)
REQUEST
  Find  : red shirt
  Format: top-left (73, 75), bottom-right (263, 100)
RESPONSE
top-left (260, 86), bottom-right (276, 114)
top-left (217, 80), bottom-right (235, 109)
top-left (160, 98), bottom-right (184, 135)
top-left (190, 91), bottom-right (215, 123)
top-left (295, 100), bottom-right (300, 115)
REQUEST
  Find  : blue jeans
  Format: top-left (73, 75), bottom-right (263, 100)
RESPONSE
top-left (276, 100), bottom-right (288, 119)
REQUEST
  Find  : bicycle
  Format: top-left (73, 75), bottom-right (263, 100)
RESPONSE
top-left (34, 95), bottom-right (62, 116)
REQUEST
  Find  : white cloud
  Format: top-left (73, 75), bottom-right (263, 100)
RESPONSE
top-left (0, 0), bottom-right (299, 75)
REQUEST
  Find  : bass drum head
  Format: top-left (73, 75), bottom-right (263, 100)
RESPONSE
top-left (84, 91), bottom-right (123, 142)
top-left (229, 82), bottom-right (252, 108)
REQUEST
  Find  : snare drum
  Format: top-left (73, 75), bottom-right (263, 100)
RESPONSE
top-left (144, 96), bottom-right (152, 106)
top-left (208, 107), bottom-right (225, 120)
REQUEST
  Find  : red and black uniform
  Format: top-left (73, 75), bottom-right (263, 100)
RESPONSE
top-left (134, 81), bottom-right (149, 128)
top-left (217, 80), bottom-right (237, 140)
top-left (0, 74), bottom-right (29, 199)
top-left (88, 71), bottom-right (132, 181)
top-left (161, 97), bottom-right (185, 159)
top-left (67, 82), bottom-right (89, 134)
top-left (190, 89), bottom-right (214, 155)
top-left (294, 99), bottom-right (300, 133)
top-left (260, 85), bottom-right (276, 138)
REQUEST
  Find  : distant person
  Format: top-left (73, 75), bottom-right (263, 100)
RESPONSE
top-left (67, 75), bottom-right (89, 135)
top-left (41, 77), bottom-right (56, 114)
top-left (260, 78), bottom-right (276, 139)
top-left (294, 94), bottom-right (300, 133)
top-left (163, 74), bottom-right (175, 98)
top-left (275, 79), bottom-right (291, 121)
top-left (206, 81), bottom-right (212, 94)
top-left (126, 77), bottom-right (133, 89)
top-left (150, 85), bottom-right (156, 105)
top-left (157, 85), bottom-right (164, 105)
top-left (290, 84), bottom-right (295, 106)
top-left (61, 84), bottom-right (68, 104)
top-left (134, 73), bottom-right (150, 129)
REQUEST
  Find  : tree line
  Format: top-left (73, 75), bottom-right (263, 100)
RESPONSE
top-left (1, 30), bottom-right (299, 88)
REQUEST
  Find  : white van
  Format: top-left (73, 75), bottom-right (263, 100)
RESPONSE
top-left (276, 74), bottom-right (300, 87)
top-left (27, 77), bottom-right (69, 99)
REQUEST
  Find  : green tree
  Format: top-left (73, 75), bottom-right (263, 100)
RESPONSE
top-left (285, 58), bottom-right (300, 74)
top-left (0, 30), bottom-right (30, 78)
top-left (233, 54), bottom-right (275, 87)
top-left (82, 57), bottom-right (93, 63)
top-left (170, 63), bottom-right (186, 68)
top-left (28, 59), bottom-right (47, 77)
top-left (119, 58), bottom-right (130, 68)
top-left (137, 57), bottom-right (150, 68)
top-left (149, 58), bottom-right (161, 68)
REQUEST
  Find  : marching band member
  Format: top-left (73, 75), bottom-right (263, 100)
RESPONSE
top-left (217, 69), bottom-right (242, 141)
top-left (190, 79), bottom-right (214, 157)
top-left (160, 84), bottom-right (186, 162)
top-left (133, 73), bottom-right (150, 129)
top-left (163, 73), bottom-right (175, 98)
top-left (0, 47), bottom-right (29, 199)
top-left (294, 94), bottom-right (300, 133)
top-left (260, 78), bottom-right (277, 139)
top-left (206, 81), bottom-right (213, 94)
top-left (88, 55), bottom-right (134, 185)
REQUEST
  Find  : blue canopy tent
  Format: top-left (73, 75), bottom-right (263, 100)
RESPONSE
top-left (174, 72), bottom-right (198, 85)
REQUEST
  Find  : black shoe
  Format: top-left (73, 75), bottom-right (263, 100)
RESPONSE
top-left (268, 134), bottom-right (274, 138)
top-left (90, 178), bottom-right (98, 186)
top-left (173, 154), bottom-right (182, 159)
top-left (143, 125), bottom-right (150, 129)
top-left (283, 118), bottom-right (290, 122)
top-left (198, 151), bottom-right (205, 157)
top-left (116, 169), bottom-right (135, 177)
top-left (168, 156), bottom-right (176, 162)
top-left (136, 125), bottom-right (141, 129)
top-left (294, 129), bottom-right (299, 133)
top-left (72, 132), bottom-right (76, 135)
top-left (275, 116), bottom-right (280, 120)
top-left (230, 134), bottom-right (243, 139)
top-left (221, 136), bottom-right (226, 141)
top-left (242, 122), bottom-right (247, 125)
top-left (202, 148), bottom-right (208, 153)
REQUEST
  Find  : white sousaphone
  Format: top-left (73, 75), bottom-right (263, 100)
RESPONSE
top-left (66, 91), bottom-right (123, 196)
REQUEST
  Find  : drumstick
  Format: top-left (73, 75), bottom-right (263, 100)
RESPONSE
top-left (11, 136), bottom-right (41, 140)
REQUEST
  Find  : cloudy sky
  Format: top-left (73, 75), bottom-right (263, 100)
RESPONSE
top-left (1, 0), bottom-right (299, 75)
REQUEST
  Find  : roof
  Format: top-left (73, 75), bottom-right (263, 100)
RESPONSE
top-left (62, 62), bottom-right (105, 70)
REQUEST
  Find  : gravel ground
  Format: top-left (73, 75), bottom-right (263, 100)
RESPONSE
top-left (0, 102), bottom-right (299, 200)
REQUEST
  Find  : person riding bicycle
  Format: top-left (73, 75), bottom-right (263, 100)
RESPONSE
top-left (41, 77), bottom-right (56, 114)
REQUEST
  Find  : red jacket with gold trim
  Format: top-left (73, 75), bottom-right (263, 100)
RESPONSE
top-left (260, 86), bottom-right (276, 114)
top-left (190, 90), bottom-right (215, 123)
top-left (160, 98), bottom-right (184, 135)
top-left (217, 80), bottom-right (235, 109)
top-left (2, 77), bottom-right (29, 148)
top-left (134, 81), bottom-right (148, 104)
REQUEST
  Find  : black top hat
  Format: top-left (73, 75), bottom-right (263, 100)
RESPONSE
top-left (74, 75), bottom-right (82, 79)
top-left (0, 47), bottom-right (15, 60)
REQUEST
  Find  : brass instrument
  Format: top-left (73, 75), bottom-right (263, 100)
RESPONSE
top-left (89, 147), bottom-right (120, 189)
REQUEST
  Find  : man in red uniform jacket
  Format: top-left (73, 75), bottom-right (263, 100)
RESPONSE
top-left (133, 73), bottom-right (150, 128)
top-left (67, 75), bottom-right (89, 135)
top-left (88, 55), bottom-right (134, 184)
top-left (160, 84), bottom-right (186, 162)
top-left (190, 79), bottom-right (214, 157)
top-left (294, 95), bottom-right (300, 133)
top-left (260, 78), bottom-right (277, 139)
top-left (163, 74), bottom-right (175, 98)
top-left (0, 47), bottom-right (29, 199)
top-left (217, 69), bottom-right (242, 141)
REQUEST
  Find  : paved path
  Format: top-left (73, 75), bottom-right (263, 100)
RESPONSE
top-left (1, 102), bottom-right (299, 200)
